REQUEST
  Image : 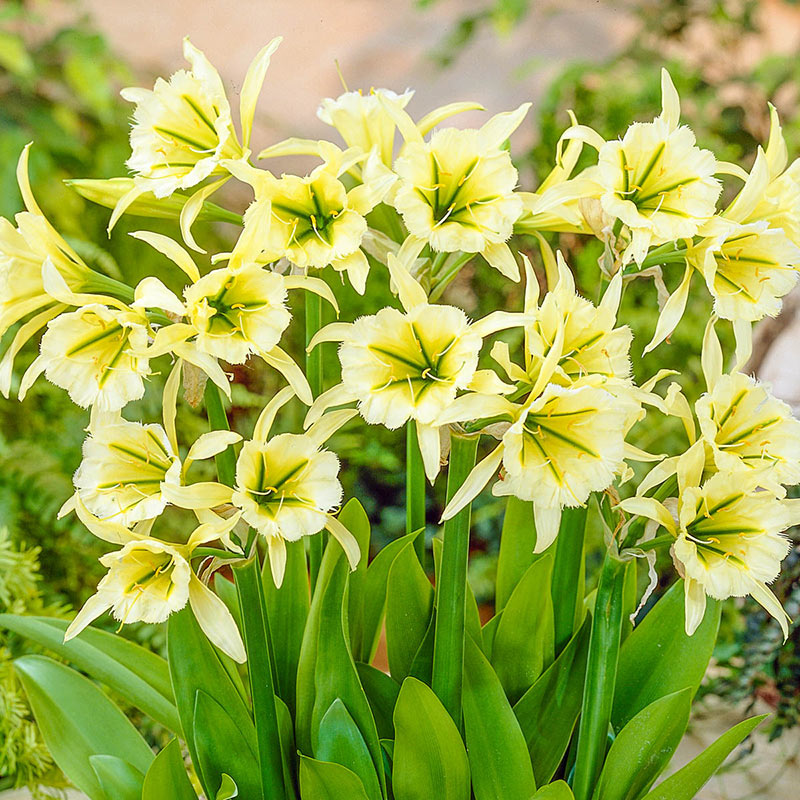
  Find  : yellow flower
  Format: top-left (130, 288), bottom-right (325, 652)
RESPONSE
top-left (20, 303), bottom-right (151, 411)
top-left (621, 443), bottom-right (797, 637)
top-left (121, 37), bottom-right (280, 198)
top-left (64, 514), bottom-right (246, 662)
top-left (383, 98), bottom-right (530, 279)
top-left (69, 412), bottom-right (182, 528)
top-left (229, 147), bottom-right (394, 293)
top-left (0, 146), bottom-right (101, 397)
top-left (318, 88), bottom-right (415, 166)
top-left (131, 227), bottom-right (337, 404)
top-left (306, 254), bottom-right (525, 480)
top-left (161, 388), bottom-right (361, 587)
top-left (592, 70), bottom-right (721, 264)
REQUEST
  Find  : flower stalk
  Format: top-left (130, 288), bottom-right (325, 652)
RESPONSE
top-left (551, 505), bottom-right (588, 655)
top-left (406, 421), bottom-right (427, 564)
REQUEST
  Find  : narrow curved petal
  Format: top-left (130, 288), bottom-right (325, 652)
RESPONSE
top-left (65, 592), bottom-right (113, 641)
top-left (130, 230), bottom-right (201, 282)
top-left (643, 264), bottom-right (693, 354)
top-left (253, 385), bottom-right (295, 442)
top-left (240, 37), bottom-right (282, 148)
top-left (261, 345), bottom-right (313, 406)
top-left (189, 574), bottom-right (246, 662)
top-left (325, 514), bottom-right (362, 570)
top-left (306, 408), bottom-right (358, 448)
top-left (161, 482), bottom-right (234, 509)
top-left (416, 421), bottom-right (441, 483)
top-left (440, 443), bottom-right (503, 521)
top-left (619, 496), bottom-right (676, 535)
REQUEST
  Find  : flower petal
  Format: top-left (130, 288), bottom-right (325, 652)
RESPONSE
top-left (189, 574), bottom-right (246, 662)
top-left (440, 443), bottom-right (503, 521)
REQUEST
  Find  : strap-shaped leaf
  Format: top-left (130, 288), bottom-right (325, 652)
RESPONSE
top-left (14, 655), bottom-right (154, 800)
top-left (193, 690), bottom-right (261, 800)
top-left (534, 782), bottom-right (576, 799)
top-left (491, 553), bottom-right (555, 703)
top-left (299, 755), bottom-right (371, 800)
top-left (613, 580), bottom-right (720, 729)
top-left (317, 698), bottom-right (382, 800)
top-left (640, 715), bottom-right (766, 800)
top-left (309, 557), bottom-right (385, 793)
top-left (385, 539), bottom-right (434, 682)
top-left (514, 617), bottom-right (590, 784)
top-left (0, 614), bottom-right (179, 731)
top-left (167, 607), bottom-right (256, 796)
top-left (392, 677), bottom-right (471, 800)
top-left (592, 688), bottom-right (692, 800)
top-left (89, 755), bottom-right (144, 800)
top-left (358, 531), bottom-right (419, 663)
top-left (340, 499), bottom-right (372, 659)
top-left (463, 636), bottom-right (537, 800)
top-left (356, 662), bottom-right (401, 740)
top-left (142, 739), bottom-right (198, 799)
top-left (496, 497), bottom-right (537, 611)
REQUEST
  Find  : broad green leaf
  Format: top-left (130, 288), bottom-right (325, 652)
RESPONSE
top-left (481, 610), bottom-right (503, 659)
top-left (299, 755), bottom-right (370, 800)
top-left (641, 715), bottom-right (766, 800)
top-left (276, 696), bottom-right (299, 800)
top-left (340, 499), bottom-right (372, 659)
top-left (89, 755), bottom-right (144, 800)
top-left (296, 536), bottom-right (347, 755)
top-left (393, 677), bottom-right (471, 800)
top-left (551, 506), bottom-right (587, 654)
top-left (142, 739), bottom-right (198, 800)
top-left (263, 537), bottom-right (309, 715)
top-left (620, 560), bottom-right (638, 641)
top-left (193, 690), bottom-right (261, 800)
top-left (310, 558), bottom-right (385, 792)
top-left (0, 613), bottom-right (179, 731)
top-left (167, 608), bottom-right (256, 796)
top-left (613, 580), bottom-right (720, 729)
top-left (385, 539), bottom-right (434, 682)
top-left (592, 689), bottom-right (692, 800)
top-left (14, 655), bottom-right (154, 800)
top-left (514, 617), bottom-right (590, 784)
top-left (491, 554), bottom-right (554, 703)
top-left (358, 531), bottom-right (419, 663)
top-left (357, 662), bottom-right (401, 740)
top-left (534, 782), bottom-right (575, 799)
top-left (496, 497), bottom-right (536, 611)
top-left (216, 774), bottom-right (239, 799)
top-left (463, 636), bottom-right (537, 800)
top-left (317, 699), bottom-right (382, 800)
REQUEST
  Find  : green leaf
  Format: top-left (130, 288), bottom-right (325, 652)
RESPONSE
top-left (356, 662), bottom-right (401, 740)
top-left (263, 535), bottom-right (309, 715)
top-left (514, 616), bottom-right (590, 784)
top-left (167, 608), bottom-right (256, 796)
top-left (299, 755), bottom-right (370, 800)
top-left (276, 696), bottom-right (299, 800)
top-left (142, 739), bottom-right (198, 800)
top-left (640, 715), bottom-right (767, 800)
top-left (534, 782), bottom-right (575, 799)
top-left (340, 499), bottom-right (372, 659)
top-left (193, 690), bottom-right (261, 800)
top-left (463, 636), bottom-right (537, 800)
top-left (496, 497), bottom-right (536, 611)
top-left (358, 531), bottom-right (419, 662)
top-left (310, 558), bottom-right (385, 792)
top-left (551, 507), bottom-right (587, 654)
top-left (14, 655), bottom-right (154, 800)
top-left (481, 610), bottom-right (503, 659)
top-left (491, 553), bottom-right (554, 703)
top-left (0, 613), bottom-right (179, 731)
top-left (89, 755), bottom-right (144, 800)
top-left (385, 539), bottom-right (434, 682)
top-left (0, 31), bottom-right (34, 78)
top-left (393, 677), bottom-right (471, 800)
top-left (216, 774), bottom-right (239, 799)
top-left (612, 580), bottom-right (720, 730)
top-left (592, 689), bottom-right (692, 800)
top-left (317, 699), bottom-right (382, 800)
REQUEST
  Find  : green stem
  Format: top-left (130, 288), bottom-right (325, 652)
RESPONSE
top-left (431, 432), bottom-right (479, 726)
top-left (429, 253), bottom-right (474, 302)
top-left (552, 505), bottom-right (588, 655)
top-left (620, 474), bottom-right (679, 550)
top-left (406, 422), bottom-right (426, 566)
top-left (571, 552), bottom-right (626, 800)
top-left (623, 533), bottom-right (675, 554)
top-left (495, 496), bottom-right (535, 613)
top-left (305, 288), bottom-right (324, 591)
top-left (639, 247), bottom-right (687, 269)
top-left (204, 381), bottom-right (236, 488)
top-left (234, 556), bottom-right (287, 800)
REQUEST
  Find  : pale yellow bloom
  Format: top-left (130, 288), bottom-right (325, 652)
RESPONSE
top-left (588, 70), bottom-right (721, 264)
top-left (20, 303), bottom-right (150, 411)
top-left (162, 388), bottom-right (361, 587)
top-left (64, 513), bottom-right (246, 662)
top-left (384, 100), bottom-right (530, 280)
top-left (318, 88), bottom-right (414, 166)
top-left (306, 254), bottom-right (525, 480)
top-left (622, 443), bottom-right (797, 637)
top-left (70, 413), bottom-right (182, 528)
top-left (229, 147), bottom-right (394, 293)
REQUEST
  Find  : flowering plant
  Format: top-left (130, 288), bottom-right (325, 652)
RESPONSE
top-left (2, 36), bottom-right (799, 800)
